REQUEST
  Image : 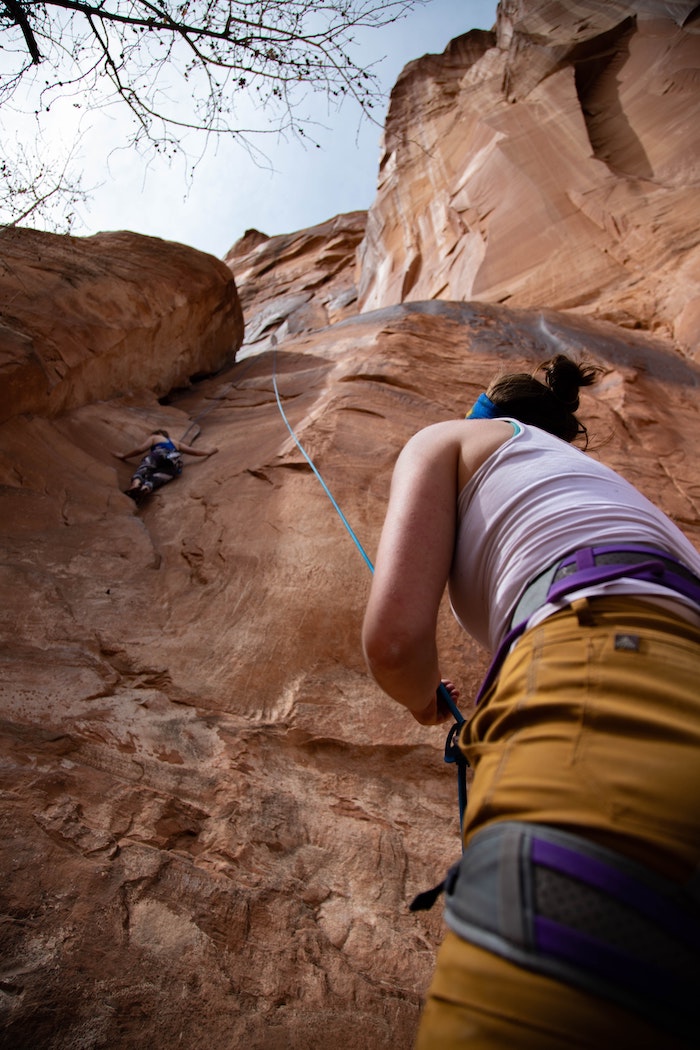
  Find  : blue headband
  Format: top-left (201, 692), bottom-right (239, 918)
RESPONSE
top-left (465, 392), bottom-right (498, 419)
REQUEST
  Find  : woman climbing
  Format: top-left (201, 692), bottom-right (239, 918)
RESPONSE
top-left (362, 354), bottom-right (700, 1048)
top-left (114, 428), bottom-right (218, 500)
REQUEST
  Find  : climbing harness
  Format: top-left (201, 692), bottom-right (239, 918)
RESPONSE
top-left (270, 335), bottom-right (469, 835)
top-left (442, 820), bottom-right (700, 1043)
top-left (412, 543), bottom-right (700, 916)
top-left (513, 543), bottom-right (700, 624)
top-left (474, 543), bottom-right (700, 708)
top-left (151, 440), bottom-right (183, 475)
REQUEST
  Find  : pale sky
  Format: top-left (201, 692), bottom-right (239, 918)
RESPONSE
top-left (11, 1), bottom-right (498, 258)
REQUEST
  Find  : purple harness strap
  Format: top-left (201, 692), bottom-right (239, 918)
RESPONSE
top-left (443, 821), bottom-right (700, 1042)
top-left (475, 544), bottom-right (700, 704)
top-left (532, 835), bottom-right (700, 1008)
top-left (534, 915), bottom-right (679, 1003)
top-left (548, 544), bottom-right (700, 609)
top-left (532, 836), bottom-right (700, 951)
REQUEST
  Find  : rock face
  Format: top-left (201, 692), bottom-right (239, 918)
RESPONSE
top-left (4, 298), bottom-right (699, 1050)
top-left (357, 0), bottom-right (700, 354)
top-left (224, 212), bottom-right (366, 357)
top-left (1, 3), bottom-right (699, 1049)
top-left (0, 227), bottom-right (243, 423)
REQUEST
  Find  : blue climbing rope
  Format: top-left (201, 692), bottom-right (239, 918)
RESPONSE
top-left (271, 336), bottom-right (469, 837)
top-left (271, 336), bottom-right (374, 573)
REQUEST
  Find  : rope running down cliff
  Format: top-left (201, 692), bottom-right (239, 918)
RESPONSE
top-left (270, 333), bottom-right (469, 839)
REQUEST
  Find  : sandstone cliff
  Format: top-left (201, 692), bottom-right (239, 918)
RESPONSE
top-left (358, 0), bottom-right (700, 354)
top-left (1, 2), bottom-right (699, 1048)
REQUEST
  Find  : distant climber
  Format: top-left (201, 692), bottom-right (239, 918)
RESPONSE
top-left (113, 428), bottom-right (218, 501)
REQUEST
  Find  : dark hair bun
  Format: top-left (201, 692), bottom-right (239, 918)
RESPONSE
top-left (542, 355), bottom-right (597, 409)
top-left (485, 353), bottom-right (599, 444)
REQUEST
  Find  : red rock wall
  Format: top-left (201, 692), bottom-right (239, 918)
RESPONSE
top-left (0, 227), bottom-right (243, 422)
top-left (224, 212), bottom-right (367, 357)
top-left (1, 2), bottom-right (699, 1047)
top-left (357, 1), bottom-right (700, 356)
top-left (2, 300), bottom-right (699, 1048)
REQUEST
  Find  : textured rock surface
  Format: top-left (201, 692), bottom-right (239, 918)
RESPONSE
top-left (0, 227), bottom-right (243, 422)
top-left (1, 2), bottom-right (700, 1048)
top-left (357, 1), bottom-right (700, 355)
top-left (2, 299), bottom-right (699, 1048)
top-left (224, 212), bottom-right (366, 357)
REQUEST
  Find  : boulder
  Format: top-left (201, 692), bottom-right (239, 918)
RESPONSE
top-left (0, 227), bottom-right (243, 423)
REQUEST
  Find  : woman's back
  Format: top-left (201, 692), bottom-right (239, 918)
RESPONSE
top-left (450, 422), bottom-right (700, 651)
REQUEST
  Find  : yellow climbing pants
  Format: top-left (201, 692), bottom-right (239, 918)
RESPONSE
top-left (416, 596), bottom-right (700, 1049)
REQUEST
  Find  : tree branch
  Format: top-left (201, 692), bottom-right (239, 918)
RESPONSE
top-left (3, 0), bottom-right (41, 62)
top-left (1, 0), bottom-right (421, 221)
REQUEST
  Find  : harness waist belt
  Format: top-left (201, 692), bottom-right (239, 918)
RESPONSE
top-left (444, 821), bottom-right (700, 1042)
top-left (510, 544), bottom-right (700, 629)
top-left (473, 545), bottom-right (700, 707)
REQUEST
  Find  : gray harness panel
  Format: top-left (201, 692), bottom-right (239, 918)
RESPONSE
top-left (444, 821), bottom-right (700, 1043)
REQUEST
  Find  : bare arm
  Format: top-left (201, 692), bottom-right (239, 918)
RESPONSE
top-left (362, 423), bottom-right (461, 724)
top-left (112, 438), bottom-right (153, 460)
top-left (176, 442), bottom-right (218, 457)
top-left (362, 419), bottom-right (514, 725)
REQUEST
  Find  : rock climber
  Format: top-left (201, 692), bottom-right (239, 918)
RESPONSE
top-left (362, 354), bottom-right (700, 1048)
top-left (114, 428), bottom-right (218, 500)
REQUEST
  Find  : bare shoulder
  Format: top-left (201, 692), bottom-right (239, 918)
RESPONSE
top-left (400, 419), bottom-right (516, 489)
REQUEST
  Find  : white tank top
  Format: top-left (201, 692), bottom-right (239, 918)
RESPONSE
top-left (448, 422), bottom-right (700, 652)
